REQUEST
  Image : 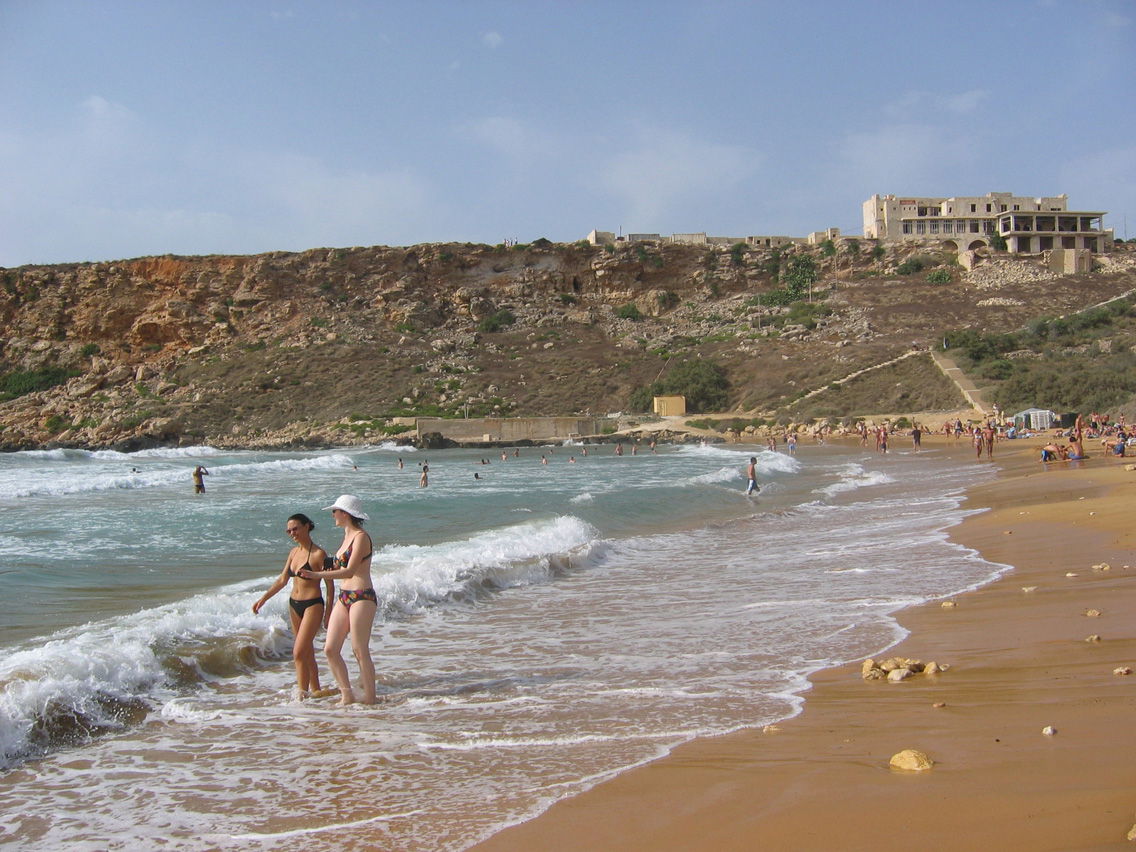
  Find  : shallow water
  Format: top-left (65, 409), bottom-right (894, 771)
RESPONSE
top-left (0, 440), bottom-right (1002, 850)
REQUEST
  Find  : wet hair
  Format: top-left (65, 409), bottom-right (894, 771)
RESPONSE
top-left (288, 512), bottom-right (315, 531)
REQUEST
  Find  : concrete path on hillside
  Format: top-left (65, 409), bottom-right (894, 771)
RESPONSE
top-left (930, 350), bottom-right (990, 416)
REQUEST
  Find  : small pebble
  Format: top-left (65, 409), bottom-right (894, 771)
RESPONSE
top-left (1114, 666), bottom-right (1132, 676)
top-left (1085, 634), bottom-right (1102, 643)
top-left (932, 702), bottom-right (946, 708)
top-left (1021, 586), bottom-right (1038, 593)
top-left (1042, 725), bottom-right (1057, 736)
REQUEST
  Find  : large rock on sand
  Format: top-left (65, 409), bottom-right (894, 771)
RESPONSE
top-left (889, 749), bottom-right (934, 771)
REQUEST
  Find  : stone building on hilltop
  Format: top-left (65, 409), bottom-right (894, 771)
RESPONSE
top-left (863, 191), bottom-right (1111, 254)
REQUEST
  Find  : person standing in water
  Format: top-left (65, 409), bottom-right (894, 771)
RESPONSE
top-left (192, 465), bottom-right (209, 494)
top-left (252, 513), bottom-right (334, 698)
top-left (299, 495), bottom-right (378, 706)
top-left (745, 457), bottom-right (759, 496)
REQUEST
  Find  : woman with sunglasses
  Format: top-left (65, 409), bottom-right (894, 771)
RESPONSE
top-left (299, 495), bottom-right (377, 706)
top-left (253, 513), bottom-right (335, 698)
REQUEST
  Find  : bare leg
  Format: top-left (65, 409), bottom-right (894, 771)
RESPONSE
top-left (293, 603), bottom-right (325, 694)
top-left (324, 600), bottom-right (355, 705)
top-left (348, 601), bottom-right (378, 704)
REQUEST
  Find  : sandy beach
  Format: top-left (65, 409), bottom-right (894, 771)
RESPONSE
top-left (473, 434), bottom-right (1136, 852)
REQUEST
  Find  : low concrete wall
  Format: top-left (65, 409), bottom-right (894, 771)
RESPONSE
top-left (416, 416), bottom-right (611, 444)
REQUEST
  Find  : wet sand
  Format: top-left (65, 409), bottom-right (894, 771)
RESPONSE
top-left (473, 435), bottom-right (1136, 852)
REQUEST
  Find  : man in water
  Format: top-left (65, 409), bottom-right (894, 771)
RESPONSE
top-left (745, 457), bottom-right (759, 496)
top-left (192, 465), bottom-right (209, 494)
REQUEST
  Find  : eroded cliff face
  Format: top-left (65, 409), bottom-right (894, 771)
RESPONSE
top-left (0, 240), bottom-right (1132, 450)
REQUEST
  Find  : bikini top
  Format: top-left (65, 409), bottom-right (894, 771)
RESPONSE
top-left (334, 536), bottom-right (373, 569)
top-left (288, 545), bottom-right (330, 578)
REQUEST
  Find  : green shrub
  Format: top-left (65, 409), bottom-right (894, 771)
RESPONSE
top-left (44, 414), bottom-right (71, 434)
top-left (617, 303), bottom-right (643, 321)
top-left (657, 290), bottom-right (680, 311)
top-left (926, 268), bottom-right (952, 283)
top-left (80, 343), bottom-right (100, 358)
top-left (0, 367), bottom-right (80, 401)
top-left (479, 309), bottom-right (516, 332)
top-left (629, 359), bottom-right (729, 413)
top-left (896, 258), bottom-right (925, 275)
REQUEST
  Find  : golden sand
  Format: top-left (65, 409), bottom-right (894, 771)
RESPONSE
top-left (472, 435), bottom-right (1136, 852)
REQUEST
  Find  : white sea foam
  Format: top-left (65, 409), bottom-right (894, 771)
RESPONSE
top-left (814, 462), bottom-right (894, 498)
top-left (2, 452), bottom-right (356, 499)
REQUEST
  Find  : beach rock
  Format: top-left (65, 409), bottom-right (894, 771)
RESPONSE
top-left (887, 668), bottom-right (913, 682)
top-left (1092, 563), bottom-right (1111, 572)
top-left (1127, 822), bottom-right (1136, 841)
top-left (1021, 586), bottom-right (1038, 593)
top-left (1065, 572), bottom-right (1079, 577)
top-left (941, 600), bottom-right (957, 608)
top-left (1042, 725), bottom-right (1057, 736)
top-left (1113, 666), bottom-right (1132, 676)
top-left (924, 661), bottom-right (942, 675)
top-left (861, 659), bottom-right (877, 678)
top-left (1085, 609), bottom-right (1102, 618)
top-left (1085, 634), bottom-right (1102, 643)
top-left (932, 702), bottom-right (947, 708)
top-left (889, 749), bottom-right (934, 771)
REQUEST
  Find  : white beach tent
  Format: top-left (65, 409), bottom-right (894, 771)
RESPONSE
top-left (1013, 407), bottom-right (1058, 430)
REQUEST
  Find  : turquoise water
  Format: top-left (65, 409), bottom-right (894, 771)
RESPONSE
top-left (0, 440), bottom-right (1002, 850)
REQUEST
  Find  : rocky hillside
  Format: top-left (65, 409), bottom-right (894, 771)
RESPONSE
top-left (1, 239), bottom-right (1134, 450)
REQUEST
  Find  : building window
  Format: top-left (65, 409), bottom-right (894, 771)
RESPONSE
top-left (1013, 204), bottom-right (1020, 210)
top-left (915, 222), bottom-right (926, 234)
top-left (942, 221), bottom-right (953, 233)
top-left (999, 205), bottom-right (1007, 212)
top-left (902, 222), bottom-right (912, 234)
top-left (970, 204), bottom-right (977, 213)
top-left (930, 222), bottom-right (939, 233)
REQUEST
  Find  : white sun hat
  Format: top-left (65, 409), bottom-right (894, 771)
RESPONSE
top-left (321, 494), bottom-right (370, 521)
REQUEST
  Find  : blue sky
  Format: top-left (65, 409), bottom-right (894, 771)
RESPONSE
top-left (1, 0), bottom-right (1133, 266)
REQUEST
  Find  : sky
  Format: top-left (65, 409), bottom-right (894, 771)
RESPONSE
top-left (1, 0), bottom-right (1134, 267)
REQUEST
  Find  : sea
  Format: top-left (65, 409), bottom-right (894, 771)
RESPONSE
top-left (0, 438), bottom-right (1005, 851)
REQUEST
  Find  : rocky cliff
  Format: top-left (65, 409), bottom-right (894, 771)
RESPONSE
top-left (1, 239), bottom-right (1133, 450)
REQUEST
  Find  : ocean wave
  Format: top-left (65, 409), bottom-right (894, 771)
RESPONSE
top-left (686, 466), bottom-right (740, 485)
top-left (5, 453), bottom-right (356, 500)
top-left (813, 463), bottom-right (894, 498)
top-left (16, 445), bottom-right (222, 461)
top-left (0, 581), bottom-right (295, 769)
top-left (376, 515), bottom-right (603, 611)
top-left (0, 514), bottom-right (603, 769)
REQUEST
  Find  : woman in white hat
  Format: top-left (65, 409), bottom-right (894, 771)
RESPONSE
top-left (299, 494), bottom-right (377, 705)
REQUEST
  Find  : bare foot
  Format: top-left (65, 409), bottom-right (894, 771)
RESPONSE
top-left (335, 691), bottom-right (356, 707)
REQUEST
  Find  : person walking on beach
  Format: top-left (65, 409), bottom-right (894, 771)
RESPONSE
top-left (745, 457), bottom-right (759, 496)
top-left (192, 465), bottom-right (209, 494)
top-left (299, 495), bottom-right (378, 706)
top-left (252, 513), bottom-right (334, 698)
top-left (983, 422), bottom-right (996, 459)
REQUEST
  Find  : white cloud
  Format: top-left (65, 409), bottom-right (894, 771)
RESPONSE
top-left (594, 128), bottom-right (761, 227)
top-left (883, 89), bottom-right (990, 119)
top-left (837, 123), bottom-right (978, 191)
top-left (482, 30), bottom-right (503, 49)
top-left (461, 115), bottom-right (555, 164)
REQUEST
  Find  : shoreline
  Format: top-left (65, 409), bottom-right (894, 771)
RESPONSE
top-left (472, 434), bottom-right (1136, 851)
